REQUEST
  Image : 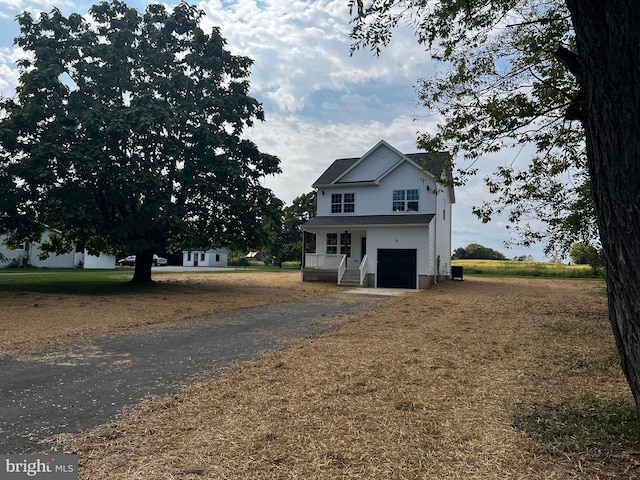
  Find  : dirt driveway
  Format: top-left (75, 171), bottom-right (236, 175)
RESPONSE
top-left (0, 289), bottom-right (389, 454)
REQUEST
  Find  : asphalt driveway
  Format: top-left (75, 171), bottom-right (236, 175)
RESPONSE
top-left (0, 291), bottom-right (390, 454)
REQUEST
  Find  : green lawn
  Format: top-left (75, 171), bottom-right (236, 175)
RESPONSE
top-left (0, 264), bottom-right (301, 295)
top-left (0, 259), bottom-right (600, 296)
top-left (0, 268), bottom-right (141, 295)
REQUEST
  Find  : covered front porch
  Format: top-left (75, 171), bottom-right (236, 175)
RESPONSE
top-left (302, 252), bottom-right (370, 287)
top-left (301, 228), bottom-right (372, 287)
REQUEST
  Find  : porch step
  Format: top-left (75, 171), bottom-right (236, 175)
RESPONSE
top-left (339, 270), bottom-right (362, 287)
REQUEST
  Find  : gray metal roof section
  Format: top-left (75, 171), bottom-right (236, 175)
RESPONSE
top-left (312, 151), bottom-right (450, 187)
top-left (302, 214), bottom-right (435, 229)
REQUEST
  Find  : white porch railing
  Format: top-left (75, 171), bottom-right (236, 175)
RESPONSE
top-left (337, 255), bottom-right (347, 284)
top-left (359, 254), bottom-right (369, 285)
top-left (304, 253), bottom-right (345, 269)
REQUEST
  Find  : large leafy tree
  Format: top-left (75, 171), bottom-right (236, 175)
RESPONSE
top-left (281, 191), bottom-right (317, 263)
top-left (262, 191), bottom-right (316, 267)
top-left (350, 1), bottom-right (640, 420)
top-left (352, 0), bottom-right (592, 256)
top-left (0, 1), bottom-right (280, 282)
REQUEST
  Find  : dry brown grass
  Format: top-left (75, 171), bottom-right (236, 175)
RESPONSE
top-left (43, 275), bottom-right (639, 479)
top-left (0, 271), bottom-right (339, 353)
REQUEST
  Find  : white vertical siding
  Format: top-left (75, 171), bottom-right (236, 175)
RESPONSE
top-left (365, 226), bottom-right (430, 277)
top-left (433, 188), bottom-right (453, 277)
top-left (83, 251), bottom-right (116, 269)
top-left (317, 162), bottom-right (439, 216)
top-left (339, 146), bottom-right (404, 183)
top-left (204, 249), bottom-right (228, 266)
top-left (182, 251), bottom-right (195, 267)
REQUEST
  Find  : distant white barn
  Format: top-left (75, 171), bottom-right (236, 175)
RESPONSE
top-left (182, 248), bottom-right (228, 267)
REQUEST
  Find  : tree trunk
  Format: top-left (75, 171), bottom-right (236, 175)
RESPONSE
top-left (565, 0), bottom-right (640, 416)
top-left (132, 249), bottom-right (154, 283)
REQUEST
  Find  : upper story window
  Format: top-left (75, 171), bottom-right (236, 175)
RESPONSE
top-left (393, 189), bottom-right (419, 212)
top-left (331, 193), bottom-right (355, 213)
top-left (343, 193), bottom-right (355, 212)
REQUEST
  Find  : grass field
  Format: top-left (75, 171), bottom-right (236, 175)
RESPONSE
top-left (0, 269), bottom-right (138, 295)
top-left (54, 275), bottom-right (637, 479)
top-left (1, 268), bottom-right (637, 478)
top-left (0, 265), bottom-right (297, 295)
top-left (452, 258), bottom-right (601, 278)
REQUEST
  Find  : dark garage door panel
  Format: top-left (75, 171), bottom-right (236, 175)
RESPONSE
top-left (378, 249), bottom-right (417, 289)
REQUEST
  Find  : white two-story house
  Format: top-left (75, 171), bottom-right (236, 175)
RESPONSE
top-left (301, 140), bottom-right (455, 289)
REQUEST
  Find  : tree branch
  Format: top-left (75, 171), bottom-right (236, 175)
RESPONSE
top-left (554, 45), bottom-right (582, 80)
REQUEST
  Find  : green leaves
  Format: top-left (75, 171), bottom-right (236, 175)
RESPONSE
top-left (351, 0), bottom-right (594, 257)
top-left (0, 1), bottom-right (280, 278)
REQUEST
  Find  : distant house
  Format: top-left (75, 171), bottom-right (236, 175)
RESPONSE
top-left (245, 251), bottom-right (262, 261)
top-left (182, 248), bottom-right (228, 267)
top-left (0, 230), bottom-right (116, 269)
top-left (301, 140), bottom-right (455, 289)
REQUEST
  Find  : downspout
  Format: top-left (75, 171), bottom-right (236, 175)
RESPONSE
top-left (433, 196), bottom-right (438, 285)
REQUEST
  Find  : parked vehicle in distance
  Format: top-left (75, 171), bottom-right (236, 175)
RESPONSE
top-left (116, 255), bottom-right (168, 267)
top-left (117, 255), bottom-right (136, 266)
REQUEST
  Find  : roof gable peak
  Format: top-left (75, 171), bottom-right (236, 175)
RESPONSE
top-left (311, 140), bottom-right (452, 190)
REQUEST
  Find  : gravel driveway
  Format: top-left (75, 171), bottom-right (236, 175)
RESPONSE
top-left (0, 292), bottom-right (389, 454)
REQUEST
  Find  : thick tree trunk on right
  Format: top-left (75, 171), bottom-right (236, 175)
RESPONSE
top-left (566, 0), bottom-right (640, 416)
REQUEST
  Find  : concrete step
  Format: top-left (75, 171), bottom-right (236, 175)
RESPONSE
top-left (339, 271), bottom-right (362, 286)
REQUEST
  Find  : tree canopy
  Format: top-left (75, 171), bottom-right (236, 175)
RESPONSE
top-left (350, 0), bottom-right (595, 257)
top-left (349, 0), bottom-right (640, 423)
top-left (264, 191), bottom-right (317, 266)
top-left (569, 241), bottom-right (603, 273)
top-left (0, 0), bottom-right (281, 281)
top-left (453, 244), bottom-right (507, 260)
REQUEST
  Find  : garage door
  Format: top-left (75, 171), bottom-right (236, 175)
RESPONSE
top-left (377, 249), bottom-right (417, 289)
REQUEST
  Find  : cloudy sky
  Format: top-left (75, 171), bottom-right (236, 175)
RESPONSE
top-left (0, 0), bottom-right (548, 260)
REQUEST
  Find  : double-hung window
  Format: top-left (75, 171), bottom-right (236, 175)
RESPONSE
top-left (326, 233), bottom-right (338, 254)
top-left (331, 194), bottom-right (342, 213)
top-left (343, 193), bottom-right (355, 212)
top-left (392, 189), bottom-right (419, 212)
top-left (326, 232), bottom-right (350, 256)
top-left (331, 193), bottom-right (355, 213)
top-left (407, 189), bottom-right (419, 211)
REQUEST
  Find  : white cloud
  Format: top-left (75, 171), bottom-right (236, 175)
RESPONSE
top-left (199, 0), bottom-right (433, 113)
top-left (250, 112), bottom-right (435, 202)
top-left (0, 48), bottom-right (20, 95)
top-left (0, 0), bottom-right (75, 20)
top-left (0, 0), bottom-right (547, 259)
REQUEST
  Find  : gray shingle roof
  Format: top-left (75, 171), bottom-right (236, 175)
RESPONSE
top-left (312, 151), bottom-right (450, 187)
top-left (312, 157), bottom-right (359, 187)
top-left (405, 152), bottom-right (450, 176)
top-left (302, 214), bottom-right (435, 229)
